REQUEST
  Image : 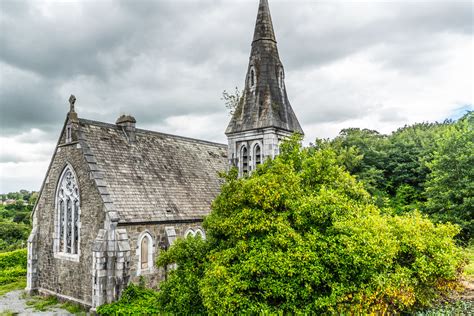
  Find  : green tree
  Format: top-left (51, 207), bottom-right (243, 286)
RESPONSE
top-left (0, 221), bottom-right (30, 251)
top-left (325, 128), bottom-right (389, 204)
top-left (425, 112), bottom-right (473, 242)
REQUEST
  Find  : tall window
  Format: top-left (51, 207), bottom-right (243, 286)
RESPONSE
top-left (249, 66), bottom-right (256, 89)
top-left (66, 125), bottom-right (72, 143)
top-left (278, 67), bottom-right (285, 89)
top-left (254, 144), bottom-right (262, 168)
top-left (141, 237), bottom-right (149, 269)
top-left (56, 165), bottom-right (80, 257)
top-left (241, 146), bottom-right (249, 175)
top-left (138, 232), bottom-right (153, 275)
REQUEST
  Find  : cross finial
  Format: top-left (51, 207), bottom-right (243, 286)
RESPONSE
top-left (69, 94), bottom-right (76, 112)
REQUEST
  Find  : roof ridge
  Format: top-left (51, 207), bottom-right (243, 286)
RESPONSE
top-left (79, 118), bottom-right (227, 148)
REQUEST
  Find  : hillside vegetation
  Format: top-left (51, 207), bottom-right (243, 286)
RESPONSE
top-left (0, 191), bottom-right (36, 295)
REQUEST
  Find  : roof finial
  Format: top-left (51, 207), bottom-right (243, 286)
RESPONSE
top-left (68, 94), bottom-right (78, 122)
top-left (69, 94), bottom-right (76, 113)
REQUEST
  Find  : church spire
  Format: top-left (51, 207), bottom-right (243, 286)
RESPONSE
top-left (225, 0), bottom-right (303, 136)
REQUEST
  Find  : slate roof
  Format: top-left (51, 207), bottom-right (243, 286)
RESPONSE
top-left (79, 118), bottom-right (228, 223)
top-left (225, 0), bottom-right (304, 135)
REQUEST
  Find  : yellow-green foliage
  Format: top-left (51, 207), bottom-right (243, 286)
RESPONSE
top-left (464, 243), bottom-right (474, 279)
top-left (0, 248), bottom-right (27, 295)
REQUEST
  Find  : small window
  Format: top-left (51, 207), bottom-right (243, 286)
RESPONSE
top-left (241, 146), bottom-right (249, 175)
top-left (184, 228), bottom-right (206, 240)
top-left (249, 66), bottom-right (256, 89)
top-left (185, 229), bottom-right (194, 238)
top-left (195, 229), bottom-right (205, 239)
top-left (278, 67), bottom-right (285, 89)
top-left (141, 237), bottom-right (149, 269)
top-left (137, 232), bottom-right (153, 275)
top-left (66, 125), bottom-right (72, 143)
top-left (254, 144), bottom-right (262, 167)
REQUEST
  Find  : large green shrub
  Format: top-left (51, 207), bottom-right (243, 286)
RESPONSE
top-left (154, 135), bottom-right (465, 314)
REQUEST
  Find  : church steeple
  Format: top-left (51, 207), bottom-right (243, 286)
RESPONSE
top-left (226, 0), bottom-right (303, 175)
top-left (226, 0), bottom-right (303, 136)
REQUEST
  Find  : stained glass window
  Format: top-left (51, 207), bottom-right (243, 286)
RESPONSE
top-left (56, 166), bottom-right (80, 255)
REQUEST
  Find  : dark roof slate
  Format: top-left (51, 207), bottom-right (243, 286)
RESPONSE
top-left (79, 118), bottom-right (228, 223)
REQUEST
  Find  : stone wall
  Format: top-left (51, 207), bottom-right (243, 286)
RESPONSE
top-left (124, 221), bottom-right (205, 288)
top-left (29, 129), bottom-right (106, 306)
top-left (227, 127), bottom-right (293, 175)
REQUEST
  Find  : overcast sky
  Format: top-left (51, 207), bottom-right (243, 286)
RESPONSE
top-left (0, 0), bottom-right (472, 193)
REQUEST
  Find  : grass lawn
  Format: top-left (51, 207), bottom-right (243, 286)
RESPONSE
top-left (0, 279), bottom-right (26, 297)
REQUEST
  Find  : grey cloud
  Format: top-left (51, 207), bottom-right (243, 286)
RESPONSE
top-left (0, 65), bottom-right (65, 134)
top-left (275, 1), bottom-right (472, 71)
top-left (1, 0), bottom-right (472, 138)
top-left (0, 152), bottom-right (28, 163)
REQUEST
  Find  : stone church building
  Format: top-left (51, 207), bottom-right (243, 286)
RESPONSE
top-left (27, 0), bottom-right (303, 309)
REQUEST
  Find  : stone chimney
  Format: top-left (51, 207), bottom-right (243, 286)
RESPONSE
top-left (116, 114), bottom-right (137, 143)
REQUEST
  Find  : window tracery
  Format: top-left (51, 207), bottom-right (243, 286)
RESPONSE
top-left (55, 165), bottom-right (80, 258)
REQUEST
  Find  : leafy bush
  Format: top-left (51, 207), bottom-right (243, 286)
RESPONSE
top-left (97, 283), bottom-right (160, 315)
top-left (155, 135), bottom-right (465, 314)
top-left (0, 248), bottom-right (27, 269)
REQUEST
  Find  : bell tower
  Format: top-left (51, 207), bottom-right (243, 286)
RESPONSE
top-left (226, 0), bottom-right (304, 175)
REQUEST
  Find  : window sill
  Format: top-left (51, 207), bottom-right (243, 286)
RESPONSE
top-left (137, 267), bottom-right (154, 276)
top-left (54, 252), bottom-right (80, 262)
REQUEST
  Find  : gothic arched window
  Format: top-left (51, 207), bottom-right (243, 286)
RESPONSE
top-left (195, 229), bottom-right (205, 239)
top-left (138, 232), bottom-right (153, 275)
top-left (241, 146), bottom-right (249, 175)
top-left (184, 228), bottom-right (194, 238)
top-left (249, 66), bottom-right (256, 89)
top-left (184, 228), bottom-right (206, 240)
top-left (55, 165), bottom-right (80, 259)
top-left (278, 67), bottom-right (285, 89)
top-left (254, 144), bottom-right (262, 168)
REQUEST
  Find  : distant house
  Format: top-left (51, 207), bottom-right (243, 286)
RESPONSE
top-left (27, 0), bottom-right (303, 309)
top-left (3, 199), bottom-right (18, 206)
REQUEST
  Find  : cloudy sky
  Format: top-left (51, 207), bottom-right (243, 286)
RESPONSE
top-left (0, 0), bottom-right (472, 193)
